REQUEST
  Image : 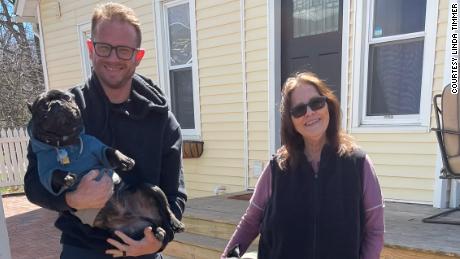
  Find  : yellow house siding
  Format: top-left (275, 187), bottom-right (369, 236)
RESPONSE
top-left (245, 0), bottom-right (269, 188)
top-left (187, 0), bottom-right (246, 197)
top-left (39, 0), bottom-right (158, 90)
top-left (352, 133), bottom-right (438, 203)
top-left (184, 0), bottom-right (270, 196)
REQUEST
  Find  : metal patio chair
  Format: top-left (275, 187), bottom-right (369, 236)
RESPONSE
top-left (423, 83), bottom-right (460, 225)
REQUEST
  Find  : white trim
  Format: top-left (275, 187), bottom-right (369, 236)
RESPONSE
top-left (189, 0), bottom-right (202, 140)
top-left (369, 31), bottom-right (425, 44)
top-left (433, 147), bottom-right (449, 208)
top-left (240, 0), bottom-right (249, 190)
top-left (154, 0), bottom-right (201, 139)
top-left (268, 0), bottom-right (281, 157)
top-left (420, 0), bottom-right (439, 127)
top-left (153, 1), bottom-right (167, 93)
top-left (169, 63), bottom-right (192, 70)
top-left (351, 0), bottom-right (438, 132)
top-left (350, 125), bottom-right (430, 134)
top-left (36, 3), bottom-right (49, 90)
top-left (340, 0), bottom-right (350, 132)
top-left (351, 0), bottom-right (366, 129)
top-left (77, 22), bottom-right (92, 81)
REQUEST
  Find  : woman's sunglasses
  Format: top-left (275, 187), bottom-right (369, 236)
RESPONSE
top-left (290, 96), bottom-right (327, 118)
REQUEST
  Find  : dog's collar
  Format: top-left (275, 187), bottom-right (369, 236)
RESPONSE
top-left (55, 136), bottom-right (83, 165)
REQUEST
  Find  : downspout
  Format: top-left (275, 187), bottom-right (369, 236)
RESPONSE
top-left (240, 0), bottom-right (249, 190)
top-left (37, 2), bottom-right (49, 90)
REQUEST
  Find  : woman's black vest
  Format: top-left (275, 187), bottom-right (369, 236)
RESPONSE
top-left (258, 146), bottom-right (365, 259)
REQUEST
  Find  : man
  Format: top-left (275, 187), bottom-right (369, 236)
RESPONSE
top-left (24, 3), bottom-right (186, 258)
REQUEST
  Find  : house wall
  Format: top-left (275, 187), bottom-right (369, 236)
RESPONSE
top-left (243, 0), bottom-right (269, 188)
top-left (345, 0), bottom-right (448, 204)
top-left (39, 0), bottom-right (158, 90)
top-left (186, 0), bottom-right (269, 197)
top-left (38, 0), bottom-right (448, 203)
top-left (38, 0), bottom-right (270, 198)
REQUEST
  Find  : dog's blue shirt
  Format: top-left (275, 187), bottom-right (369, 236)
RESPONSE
top-left (30, 133), bottom-right (113, 195)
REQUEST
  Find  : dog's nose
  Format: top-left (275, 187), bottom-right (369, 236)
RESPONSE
top-left (49, 102), bottom-right (63, 112)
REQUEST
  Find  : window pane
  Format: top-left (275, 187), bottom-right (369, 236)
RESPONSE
top-left (367, 39), bottom-right (424, 116)
top-left (167, 3), bottom-right (191, 66)
top-left (292, 0), bottom-right (339, 38)
top-left (373, 0), bottom-right (426, 38)
top-left (170, 68), bottom-right (195, 129)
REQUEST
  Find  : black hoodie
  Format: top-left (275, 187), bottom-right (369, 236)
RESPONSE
top-left (24, 73), bottom-right (187, 253)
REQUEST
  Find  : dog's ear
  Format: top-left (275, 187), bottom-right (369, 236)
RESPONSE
top-left (27, 102), bottom-right (33, 113)
top-left (67, 91), bottom-right (76, 100)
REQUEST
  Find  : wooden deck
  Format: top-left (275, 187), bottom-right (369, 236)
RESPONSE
top-left (2, 193), bottom-right (460, 258)
top-left (180, 193), bottom-right (460, 258)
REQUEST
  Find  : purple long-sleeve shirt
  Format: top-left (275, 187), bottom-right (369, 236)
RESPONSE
top-left (222, 155), bottom-right (384, 259)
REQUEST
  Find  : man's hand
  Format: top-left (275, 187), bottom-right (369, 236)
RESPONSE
top-left (105, 227), bottom-right (164, 257)
top-left (65, 169), bottom-right (113, 210)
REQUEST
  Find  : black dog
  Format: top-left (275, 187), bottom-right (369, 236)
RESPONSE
top-left (28, 89), bottom-right (184, 240)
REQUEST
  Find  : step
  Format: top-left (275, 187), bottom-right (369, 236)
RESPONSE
top-left (163, 232), bottom-right (258, 259)
top-left (163, 232), bottom-right (226, 259)
top-left (182, 215), bottom-right (237, 241)
top-left (182, 193), bottom-right (257, 241)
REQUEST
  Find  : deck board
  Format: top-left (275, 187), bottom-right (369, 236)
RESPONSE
top-left (185, 192), bottom-right (460, 257)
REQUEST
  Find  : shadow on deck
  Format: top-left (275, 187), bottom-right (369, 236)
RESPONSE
top-left (2, 193), bottom-right (460, 259)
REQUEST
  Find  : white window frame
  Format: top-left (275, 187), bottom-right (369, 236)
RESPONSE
top-left (77, 22), bottom-right (92, 80)
top-left (351, 0), bottom-right (438, 132)
top-left (154, 0), bottom-right (201, 139)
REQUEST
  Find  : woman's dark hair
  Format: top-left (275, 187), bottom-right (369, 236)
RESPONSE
top-left (277, 71), bottom-right (356, 171)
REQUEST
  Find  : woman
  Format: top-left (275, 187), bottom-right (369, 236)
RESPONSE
top-left (222, 72), bottom-right (384, 259)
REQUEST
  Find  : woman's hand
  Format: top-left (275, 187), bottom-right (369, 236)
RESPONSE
top-left (105, 227), bottom-right (164, 257)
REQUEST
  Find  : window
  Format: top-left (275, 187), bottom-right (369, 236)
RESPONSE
top-left (78, 22), bottom-right (92, 80)
top-left (155, 0), bottom-right (201, 138)
top-left (292, 0), bottom-right (340, 38)
top-left (353, 0), bottom-right (437, 129)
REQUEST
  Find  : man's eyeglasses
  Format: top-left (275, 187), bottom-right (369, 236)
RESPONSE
top-left (290, 96), bottom-right (327, 118)
top-left (92, 42), bottom-right (139, 60)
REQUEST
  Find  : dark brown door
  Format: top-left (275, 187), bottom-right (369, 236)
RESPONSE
top-left (281, 0), bottom-right (343, 99)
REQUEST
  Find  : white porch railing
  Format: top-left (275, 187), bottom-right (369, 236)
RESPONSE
top-left (0, 128), bottom-right (29, 188)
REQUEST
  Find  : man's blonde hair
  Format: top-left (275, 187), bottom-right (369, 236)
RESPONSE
top-left (91, 2), bottom-right (142, 47)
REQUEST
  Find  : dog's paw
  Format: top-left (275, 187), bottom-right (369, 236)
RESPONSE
top-left (153, 227), bottom-right (166, 242)
top-left (170, 217), bottom-right (185, 233)
top-left (115, 150), bottom-right (135, 171)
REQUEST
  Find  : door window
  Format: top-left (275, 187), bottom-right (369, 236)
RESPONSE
top-left (292, 0), bottom-right (340, 38)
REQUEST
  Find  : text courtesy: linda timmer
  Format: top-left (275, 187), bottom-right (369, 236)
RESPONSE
top-left (452, 3), bottom-right (458, 94)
